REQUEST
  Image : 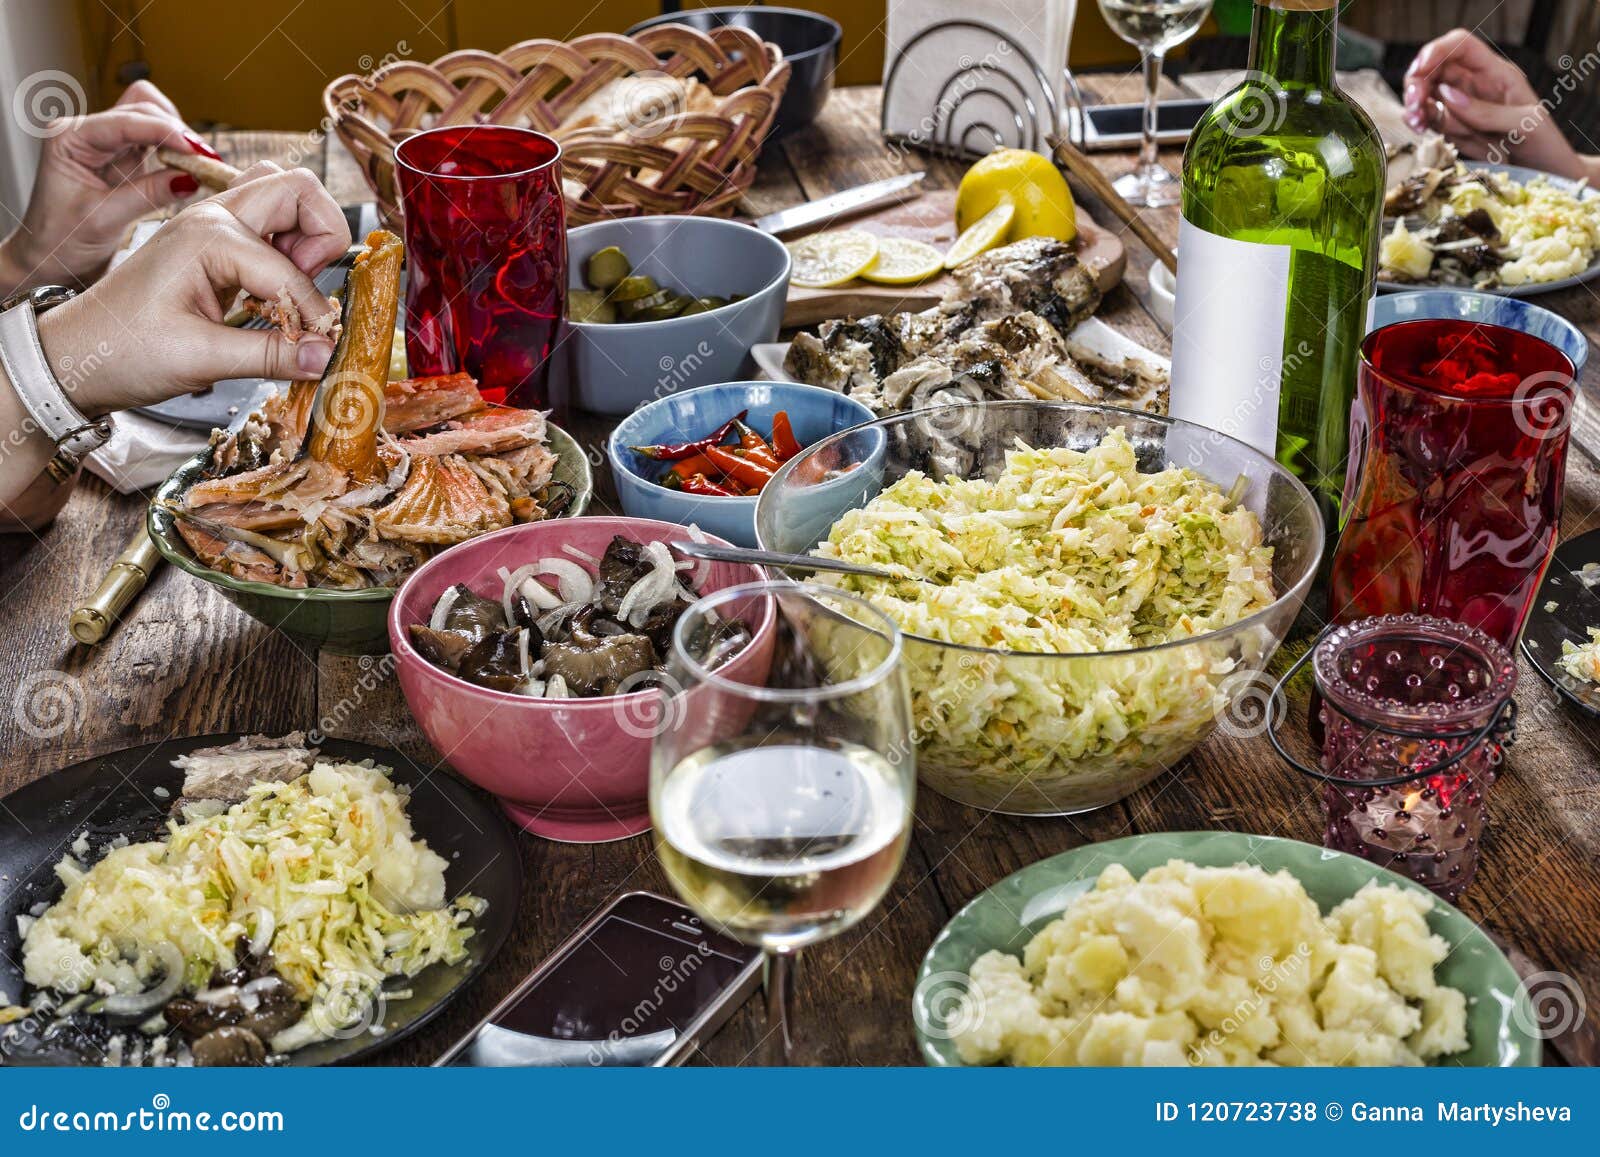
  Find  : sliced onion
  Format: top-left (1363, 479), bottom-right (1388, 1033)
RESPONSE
top-left (683, 523), bottom-right (712, 588)
top-left (536, 557), bottom-right (594, 604)
top-left (497, 565), bottom-right (539, 622)
top-left (561, 544), bottom-right (601, 567)
top-left (537, 601), bottom-right (584, 635)
top-left (428, 585), bottom-right (461, 632)
top-left (545, 674), bottom-right (570, 698)
top-left (517, 628), bottom-right (531, 676)
top-left (517, 678), bottom-right (546, 698)
top-left (247, 906), bottom-right (275, 958)
top-left (619, 541), bottom-right (680, 627)
top-left (518, 576), bottom-right (562, 611)
top-left (98, 944), bottom-right (185, 1017)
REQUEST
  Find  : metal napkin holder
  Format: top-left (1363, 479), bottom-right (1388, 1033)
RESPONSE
top-left (880, 19), bottom-right (1089, 160)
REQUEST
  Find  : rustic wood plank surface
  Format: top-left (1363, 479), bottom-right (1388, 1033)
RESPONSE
top-left (2, 78), bottom-right (1597, 1068)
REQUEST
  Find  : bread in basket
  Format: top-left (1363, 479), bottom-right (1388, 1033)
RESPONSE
top-left (324, 27), bottom-right (790, 226)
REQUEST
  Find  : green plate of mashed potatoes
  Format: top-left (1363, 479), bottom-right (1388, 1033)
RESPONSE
top-left (915, 832), bottom-right (1539, 1067)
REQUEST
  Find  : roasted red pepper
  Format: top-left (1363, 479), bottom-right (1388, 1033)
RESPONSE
top-left (705, 445), bottom-right (776, 491)
top-left (630, 410), bottom-right (748, 460)
top-left (681, 472), bottom-right (737, 496)
top-left (770, 410), bottom-right (803, 460)
top-left (731, 420), bottom-right (783, 470)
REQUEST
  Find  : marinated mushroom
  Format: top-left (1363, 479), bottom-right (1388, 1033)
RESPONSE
top-left (192, 1025), bottom-right (268, 1067)
top-left (542, 608), bottom-right (657, 696)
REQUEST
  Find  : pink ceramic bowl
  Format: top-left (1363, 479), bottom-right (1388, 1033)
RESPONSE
top-left (389, 516), bottom-right (774, 843)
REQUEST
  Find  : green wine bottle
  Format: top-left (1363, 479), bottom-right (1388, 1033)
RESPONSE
top-left (1171, 0), bottom-right (1384, 528)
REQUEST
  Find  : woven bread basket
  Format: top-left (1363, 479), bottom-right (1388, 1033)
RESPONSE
top-left (324, 27), bottom-right (789, 226)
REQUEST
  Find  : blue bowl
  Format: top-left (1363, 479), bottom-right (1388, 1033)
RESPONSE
top-left (608, 382), bottom-right (877, 547)
top-left (1370, 290), bottom-right (1589, 373)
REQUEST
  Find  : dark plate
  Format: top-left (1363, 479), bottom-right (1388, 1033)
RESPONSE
top-left (0, 735), bottom-right (522, 1066)
top-left (1521, 526), bottom-right (1600, 715)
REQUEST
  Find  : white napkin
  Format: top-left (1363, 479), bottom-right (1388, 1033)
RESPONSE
top-left (881, 0), bottom-right (1078, 157)
top-left (84, 410), bottom-right (210, 494)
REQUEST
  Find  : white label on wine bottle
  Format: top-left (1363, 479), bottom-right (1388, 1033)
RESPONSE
top-left (1170, 216), bottom-right (1291, 459)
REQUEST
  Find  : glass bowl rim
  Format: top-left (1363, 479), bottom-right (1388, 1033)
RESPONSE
top-left (670, 579), bottom-right (905, 703)
top-left (753, 398), bottom-right (1326, 661)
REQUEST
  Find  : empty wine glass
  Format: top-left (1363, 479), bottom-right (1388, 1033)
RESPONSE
top-left (650, 581), bottom-right (914, 1065)
top-left (1097, 0), bottom-right (1215, 206)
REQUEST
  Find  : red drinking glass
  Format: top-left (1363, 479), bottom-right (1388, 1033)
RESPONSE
top-left (1328, 318), bottom-right (1575, 649)
top-left (395, 125), bottom-right (566, 410)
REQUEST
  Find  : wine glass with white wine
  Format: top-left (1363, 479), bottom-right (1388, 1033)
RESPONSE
top-left (1098, 0), bottom-right (1215, 206)
top-left (650, 581), bottom-right (914, 1065)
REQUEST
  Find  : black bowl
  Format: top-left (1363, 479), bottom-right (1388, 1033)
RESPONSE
top-left (628, 6), bottom-right (841, 139)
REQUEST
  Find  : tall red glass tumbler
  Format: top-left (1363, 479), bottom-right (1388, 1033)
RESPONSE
top-left (395, 125), bottom-right (567, 410)
top-left (1328, 318), bottom-right (1575, 649)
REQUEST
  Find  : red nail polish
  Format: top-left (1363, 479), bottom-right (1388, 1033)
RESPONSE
top-left (183, 131), bottom-right (222, 160)
top-left (170, 173), bottom-right (199, 195)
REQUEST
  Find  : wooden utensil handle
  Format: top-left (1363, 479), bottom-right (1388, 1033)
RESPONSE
top-left (1050, 135), bottom-right (1179, 274)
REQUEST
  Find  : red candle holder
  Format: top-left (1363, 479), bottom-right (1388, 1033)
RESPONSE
top-left (395, 125), bottom-right (567, 411)
top-left (1270, 614), bottom-right (1518, 901)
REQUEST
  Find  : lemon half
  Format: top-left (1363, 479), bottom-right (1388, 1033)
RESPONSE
top-left (860, 236), bottom-right (945, 284)
top-left (955, 147), bottom-right (1077, 245)
top-left (787, 230), bottom-right (880, 288)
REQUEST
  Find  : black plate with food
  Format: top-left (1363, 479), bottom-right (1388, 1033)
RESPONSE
top-left (1521, 527), bottom-right (1600, 716)
top-left (0, 734), bottom-right (521, 1067)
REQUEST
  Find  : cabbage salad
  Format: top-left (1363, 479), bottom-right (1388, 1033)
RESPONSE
top-left (21, 760), bottom-right (484, 1054)
top-left (813, 428), bottom-right (1277, 811)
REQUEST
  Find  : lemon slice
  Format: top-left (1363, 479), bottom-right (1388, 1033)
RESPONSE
top-left (859, 237), bottom-right (945, 285)
top-left (787, 230), bottom-right (880, 288)
top-left (943, 202), bottom-right (1016, 269)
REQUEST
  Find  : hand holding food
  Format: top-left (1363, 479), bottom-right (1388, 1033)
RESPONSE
top-left (1403, 29), bottom-right (1588, 178)
top-left (36, 166), bottom-right (352, 414)
top-left (0, 81), bottom-right (214, 293)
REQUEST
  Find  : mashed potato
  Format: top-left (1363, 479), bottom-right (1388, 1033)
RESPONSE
top-left (951, 861), bottom-right (1468, 1067)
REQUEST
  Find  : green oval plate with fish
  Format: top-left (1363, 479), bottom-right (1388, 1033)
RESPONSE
top-left (148, 421), bottom-right (592, 656)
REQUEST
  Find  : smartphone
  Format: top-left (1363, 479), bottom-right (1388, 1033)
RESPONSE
top-left (435, 892), bottom-right (762, 1067)
top-left (1081, 99), bottom-right (1211, 150)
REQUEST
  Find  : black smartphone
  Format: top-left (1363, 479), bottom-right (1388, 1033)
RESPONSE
top-left (1082, 99), bottom-right (1212, 149)
top-left (435, 892), bottom-right (762, 1067)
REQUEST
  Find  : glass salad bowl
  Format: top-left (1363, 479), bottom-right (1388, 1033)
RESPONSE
top-left (753, 400), bottom-right (1324, 815)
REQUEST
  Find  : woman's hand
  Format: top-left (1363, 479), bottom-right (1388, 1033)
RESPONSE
top-left (1403, 29), bottom-right (1588, 179)
top-left (0, 81), bottom-right (217, 293)
top-left (35, 164), bottom-right (352, 416)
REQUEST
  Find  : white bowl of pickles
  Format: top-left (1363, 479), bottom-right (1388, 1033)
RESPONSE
top-left (560, 216), bottom-right (791, 414)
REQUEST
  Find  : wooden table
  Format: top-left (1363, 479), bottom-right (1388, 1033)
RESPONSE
top-left (3, 77), bottom-right (1598, 1067)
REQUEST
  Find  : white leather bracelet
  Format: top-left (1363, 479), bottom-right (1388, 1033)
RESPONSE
top-left (0, 287), bottom-right (110, 485)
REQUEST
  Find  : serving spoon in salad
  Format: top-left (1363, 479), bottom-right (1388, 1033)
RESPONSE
top-left (670, 541), bottom-right (906, 582)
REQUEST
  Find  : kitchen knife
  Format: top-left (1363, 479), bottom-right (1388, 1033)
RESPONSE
top-left (750, 172), bottom-right (925, 237)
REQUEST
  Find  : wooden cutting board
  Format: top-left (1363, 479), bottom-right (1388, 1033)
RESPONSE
top-left (782, 189), bottom-right (1125, 328)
